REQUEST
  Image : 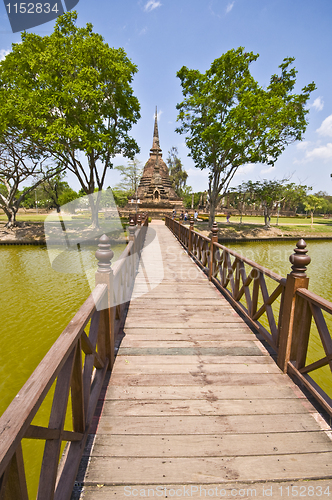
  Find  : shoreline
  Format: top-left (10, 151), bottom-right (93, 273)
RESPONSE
top-left (1, 220), bottom-right (332, 245)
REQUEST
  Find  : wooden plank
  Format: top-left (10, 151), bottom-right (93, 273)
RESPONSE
top-left (84, 452), bottom-right (332, 484)
top-left (105, 385), bottom-right (303, 401)
top-left (120, 331), bottom-right (258, 341)
top-left (111, 362), bottom-right (281, 375)
top-left (91, 431), bottom-right (332, 457)
top-left (119, 339), bottom-right (264, 349)
top-left (108, 373), bottom-right (292, 386)
top-left (95, 414), bottom-right (326, 435)
top-left (128, 298), bottom-right (226, 306)
top-left (124, 325), bottom-right (254, 332)
top-left (100, 398), bottom-right (314, 417)
top-left (79, 480), bottom-right (332, 500)
top-left (114, 355), bottom-right (274, 365)
top-left (116, 346), bottom-right (265, 357)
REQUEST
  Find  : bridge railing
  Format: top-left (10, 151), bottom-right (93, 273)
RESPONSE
top-left (0, 213), bottom-right (148, 500)
top-left (165, 215), bottom-right (332, 417)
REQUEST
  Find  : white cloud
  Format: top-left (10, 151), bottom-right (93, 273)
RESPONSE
top-left (234, 164), bottom-right (256, 177)
top-left (226, 2), bottom-right (234, 13)
top-left (296, 141), bottom-right (311, 150)
top-left (305, 143), bottom-right (332, 162)
top-left (0, 49), bottom-right (10, 61)
top-left (260, 166), bottom-right (274, 174)
top-left (316, 114), bottom-right (332, 138)
top-left (144, 0), bottom-right (162, 12)
top-left (139, 27), bottom-right (148, 35)
top-left (311, 96), bottom-right (324, 111)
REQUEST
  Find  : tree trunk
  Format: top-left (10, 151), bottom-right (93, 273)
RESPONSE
top-left (209, 203), bottom-right (216, 228)
top-left (264, 206), bottom-right (271, 228)
top-left (89, 192), bottom-right (101, 229)
top-left (4, 206), bottom-right (18, 228)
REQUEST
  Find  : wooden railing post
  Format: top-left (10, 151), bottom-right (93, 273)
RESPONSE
top-left (137, 214), bottom-right (142, 226)
top-left (95, 234), bottom-right (115, 370)
top-left (188, 216), bottom-right (194, 254)
top-left (277, 239), bottom-right (311, 373)
top-left (209, 221), bottom-right (218, 281)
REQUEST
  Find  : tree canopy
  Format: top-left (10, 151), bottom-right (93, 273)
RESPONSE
top-left (176, 47), bottom-right (316, 226)
top-left (0, 11), bottom-right (140, 227)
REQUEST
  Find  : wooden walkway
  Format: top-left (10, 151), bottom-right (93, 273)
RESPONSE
top-left (77, 221), bottom-right (332, 499)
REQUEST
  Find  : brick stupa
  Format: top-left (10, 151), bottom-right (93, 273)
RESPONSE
top-left (137, 108), bottom-right (183, 211)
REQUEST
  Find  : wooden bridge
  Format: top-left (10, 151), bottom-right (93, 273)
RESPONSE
top-left (1, 216), bottom-right (332, 500)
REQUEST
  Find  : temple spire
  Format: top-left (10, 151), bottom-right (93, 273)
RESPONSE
top-left (150, 106), bottom-right (162, 157)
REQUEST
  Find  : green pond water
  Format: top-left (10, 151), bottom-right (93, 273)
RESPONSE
top-left (0, 239), bottom-right (331, 496)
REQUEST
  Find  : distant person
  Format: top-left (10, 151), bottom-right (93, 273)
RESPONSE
top-left (184, 211), bottom-right (188, 221)
top-left (194, 210), bottom-right (198, 221)
top-left (172, 209), bottom-right (176, 219)
top-left (226, 213), bottom-right (231, 223)
top-left (180, 210), bottom-right (184, 220)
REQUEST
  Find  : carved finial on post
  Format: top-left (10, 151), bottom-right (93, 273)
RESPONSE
top-left (95, 234), bottom-right (115, 369)
top-left (190, 216), bottom-right (194, 231)
top-left (95, 234), bottom-right (114, 273)
top-left (137, 214), bottom-right (142, 226)
top-left (129, 215), bottom-right (136, 241)
top-left (289, 239), bottom-right (311, 278)
top-left (211, 221), bottom-right (218, 241)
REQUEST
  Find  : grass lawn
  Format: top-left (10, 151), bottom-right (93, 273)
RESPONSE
top-left (0, 213), bottom-right (49, 223)
top-left (214, 214), bottom-right (332, 225)
top-left (194, 219), bottom-right (332, 237)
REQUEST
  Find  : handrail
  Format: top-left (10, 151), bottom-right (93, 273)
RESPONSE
top-left (165, 215), bottom-right (332, 417)
top-left (0, 212), bottom-right (149, 500)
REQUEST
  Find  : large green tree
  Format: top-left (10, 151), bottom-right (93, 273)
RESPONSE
top-left (176, 47), bottom-right (316, 226)
top-left (0, 12), bottom-right (140, 228)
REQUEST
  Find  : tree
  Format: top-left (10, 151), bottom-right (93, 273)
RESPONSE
top-left (39, 172), bottom-right (79, 212)
top-left (238, 179), bottom-right (287, 228)
top-left (0, 129), bottom-right (61, 226)
top-left (0, 11), bottom-right (140, 228)
top-left (176, 47), bottom-right (316, 226)
top-left (283, 182), bottom-right (311, 215)
top-left (166, 147), bottom-right (188, 197)
top-left (115, 158), bottom-right (143, 197)
top-left (303, 195), bottom-right (325, 227)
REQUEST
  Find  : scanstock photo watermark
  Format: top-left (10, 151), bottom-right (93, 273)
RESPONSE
top-left (123, 484), bottom-right (331, 497)
top-left (4, 0), bottom-right (78, 32)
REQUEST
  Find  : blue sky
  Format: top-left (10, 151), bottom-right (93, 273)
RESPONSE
top-left (1, 0), bottom-right (332, 194)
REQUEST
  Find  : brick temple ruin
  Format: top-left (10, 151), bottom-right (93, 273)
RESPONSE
top-left (136, 108), bottom-right (183, 213)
